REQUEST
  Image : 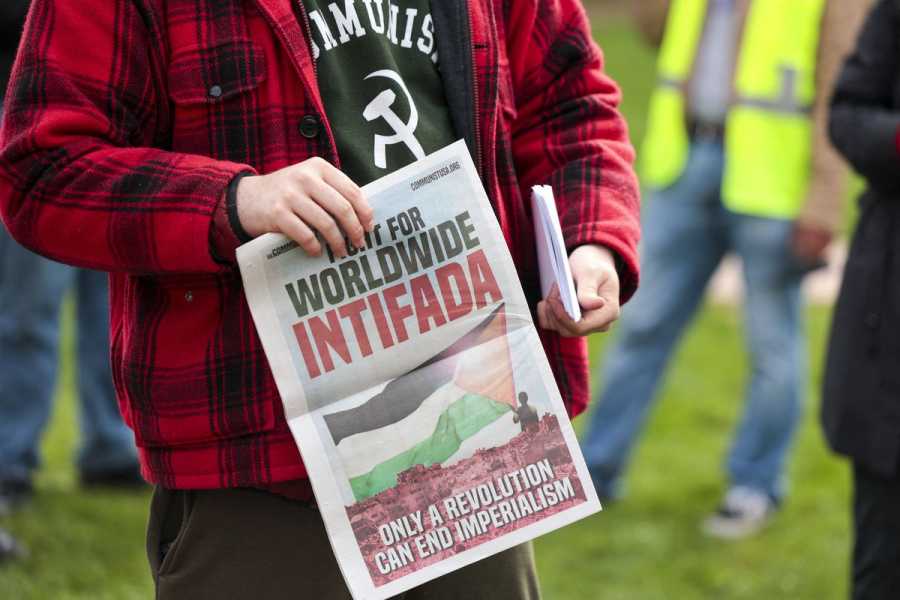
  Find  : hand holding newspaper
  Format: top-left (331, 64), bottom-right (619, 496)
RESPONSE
top-left (531, 185), bottom-right (582, 322)
top-left (237, 142), bottom-right (601, 600)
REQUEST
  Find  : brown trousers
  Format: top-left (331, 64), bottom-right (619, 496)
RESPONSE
top-left (147, 486), bottom-right (541, 599)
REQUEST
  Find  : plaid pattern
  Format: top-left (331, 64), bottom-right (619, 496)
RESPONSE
top-left (0, 0), bottom-right (639, 489)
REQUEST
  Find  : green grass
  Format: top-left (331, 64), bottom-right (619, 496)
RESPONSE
top-left (0, 304), bottom-right (851, 600)
top-left (1, 302), bottom-right (153, 600)
top-left (536, 305), bottom-right (849, 600)
top-left (0, 17), bottom-right (853, 600)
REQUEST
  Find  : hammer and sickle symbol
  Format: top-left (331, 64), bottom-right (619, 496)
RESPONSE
top-left (363, 69), bottom-right (426, 169)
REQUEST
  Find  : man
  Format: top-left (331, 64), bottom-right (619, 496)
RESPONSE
top-left (581, 0), bottom-right (868, 539)
top-left (0, 0), bottom-right (640, 597)
top-left (513, 392), bottom-right (540, 432)
top-left (0, 0), bottom-right (142, 516)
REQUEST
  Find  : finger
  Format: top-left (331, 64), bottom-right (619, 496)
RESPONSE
top-left (548, 295), bottom-right (580, 337)
top-left (548, 286), bottom-right (578, 325)
top-left (536, 300), bottom-right (552, 331)
top-left (303, 176), bottom-right (367, 249)
top-left (290, 194), bottom-right (348, 258)
top-left (539, 299), bottom-right (568, 336)
top-left (555, 283), bottom-right (621, 335)
top-left (278, 212), bottom-right (322, 257)
top-left (595, 276), bottom-right (622, 318)
top-left (575, 270), bottom-right (609, 312)
top-left (318, 162), bottom-right (375, 232)
top-left (541, 300), bottom-right (565, 335)
top-left (578, 301), bottom-right (621, 334)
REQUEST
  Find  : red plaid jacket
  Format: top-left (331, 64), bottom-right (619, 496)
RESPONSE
top-left (0, 0), bottom-right (639, 489)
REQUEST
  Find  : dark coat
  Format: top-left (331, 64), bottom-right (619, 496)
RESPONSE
top-left (824, 0), bottom-right (900, 476)
top-left (0, 1), bottom-right (28, 96)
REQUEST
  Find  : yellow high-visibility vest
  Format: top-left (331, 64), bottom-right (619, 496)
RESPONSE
top-left (641, 0), bottom-right (825, 219)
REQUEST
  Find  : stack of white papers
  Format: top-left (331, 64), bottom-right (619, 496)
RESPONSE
top-left (531, 185), bottom-right (582, 322)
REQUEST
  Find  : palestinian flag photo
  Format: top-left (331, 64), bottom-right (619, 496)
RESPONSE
top-left (322, 303), bottom-right (530, 503)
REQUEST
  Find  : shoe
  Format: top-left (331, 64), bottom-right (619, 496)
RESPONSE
top-left (0, 480), bottom-right (34, 516)
top-left (702, 486), bottom-right (776, 540)
top-left (79, 464), bottom-right (146, 490)
top-left (0, 528), bottom-right (25, 564)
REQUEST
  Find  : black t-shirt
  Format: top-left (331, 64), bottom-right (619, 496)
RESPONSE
top-left (0, 1), bottom-right (29, 97)
top-left (299, 0), bottom-right (457, 185)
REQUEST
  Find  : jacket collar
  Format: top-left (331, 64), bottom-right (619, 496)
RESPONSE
top-left (432, 0), bottom-right (480, 174)
top-left (251, 0), bottom-right (337, 158)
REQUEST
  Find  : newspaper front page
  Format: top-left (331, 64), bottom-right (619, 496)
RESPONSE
top-left (237, 141), bottom-right (601, 599)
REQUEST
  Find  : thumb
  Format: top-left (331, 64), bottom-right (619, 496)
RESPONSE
top-left (575, 269), bottom-right (607, 312)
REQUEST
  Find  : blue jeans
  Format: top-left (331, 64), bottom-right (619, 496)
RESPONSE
top-left (0, 226), bottom-right (137, 484)
top-left (581, 141), bottom-right (805, 501)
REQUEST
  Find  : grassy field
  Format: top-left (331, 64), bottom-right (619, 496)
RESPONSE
top-left (538, 306), bottom-right (849, 600)
top-left (0, 17), bottom-right (853, 600)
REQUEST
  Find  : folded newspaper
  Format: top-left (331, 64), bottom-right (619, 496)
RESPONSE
top-left (237, 141), bottom-right (601, 600)
top-left (531, 185), bottom-right (582, 322)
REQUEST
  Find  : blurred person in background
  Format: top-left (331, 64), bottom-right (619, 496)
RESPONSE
top-left (824, 1), bottom-right (900, 597)
top-left (0, 0), bottom-right (29, 565)
top-left (581, 0), bottom-right (868, 538)
top-left (0, 0), bottom-right (142, 517)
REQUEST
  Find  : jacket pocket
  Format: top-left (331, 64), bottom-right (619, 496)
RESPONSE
top-left (167, 41), bottom-right (267, 162)
top-left (168, 40), bottom-right (267, 105)
top-left (156, 490), bottom-right (196, 579)
top-left (116, 272), bottom-right (277, 448)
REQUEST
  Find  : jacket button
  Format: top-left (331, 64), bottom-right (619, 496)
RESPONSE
top-left (299, 115), bottom-right (321, 139)
top-left (185, 291), bottom-right (194, 303)
top-left (209, 85), bottom-right (223, 99)
top-left (865, 312), bottom-right (879, 328)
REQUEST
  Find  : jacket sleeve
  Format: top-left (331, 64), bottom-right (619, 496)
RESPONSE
top-left (505, 0), bottom-right (641, 302)
top-left (828, 0), bottom-right (900, 195)
top-left (798, 0), bottom-right (871, 232)
top-left (0, 0), bottom-right (255, 274)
